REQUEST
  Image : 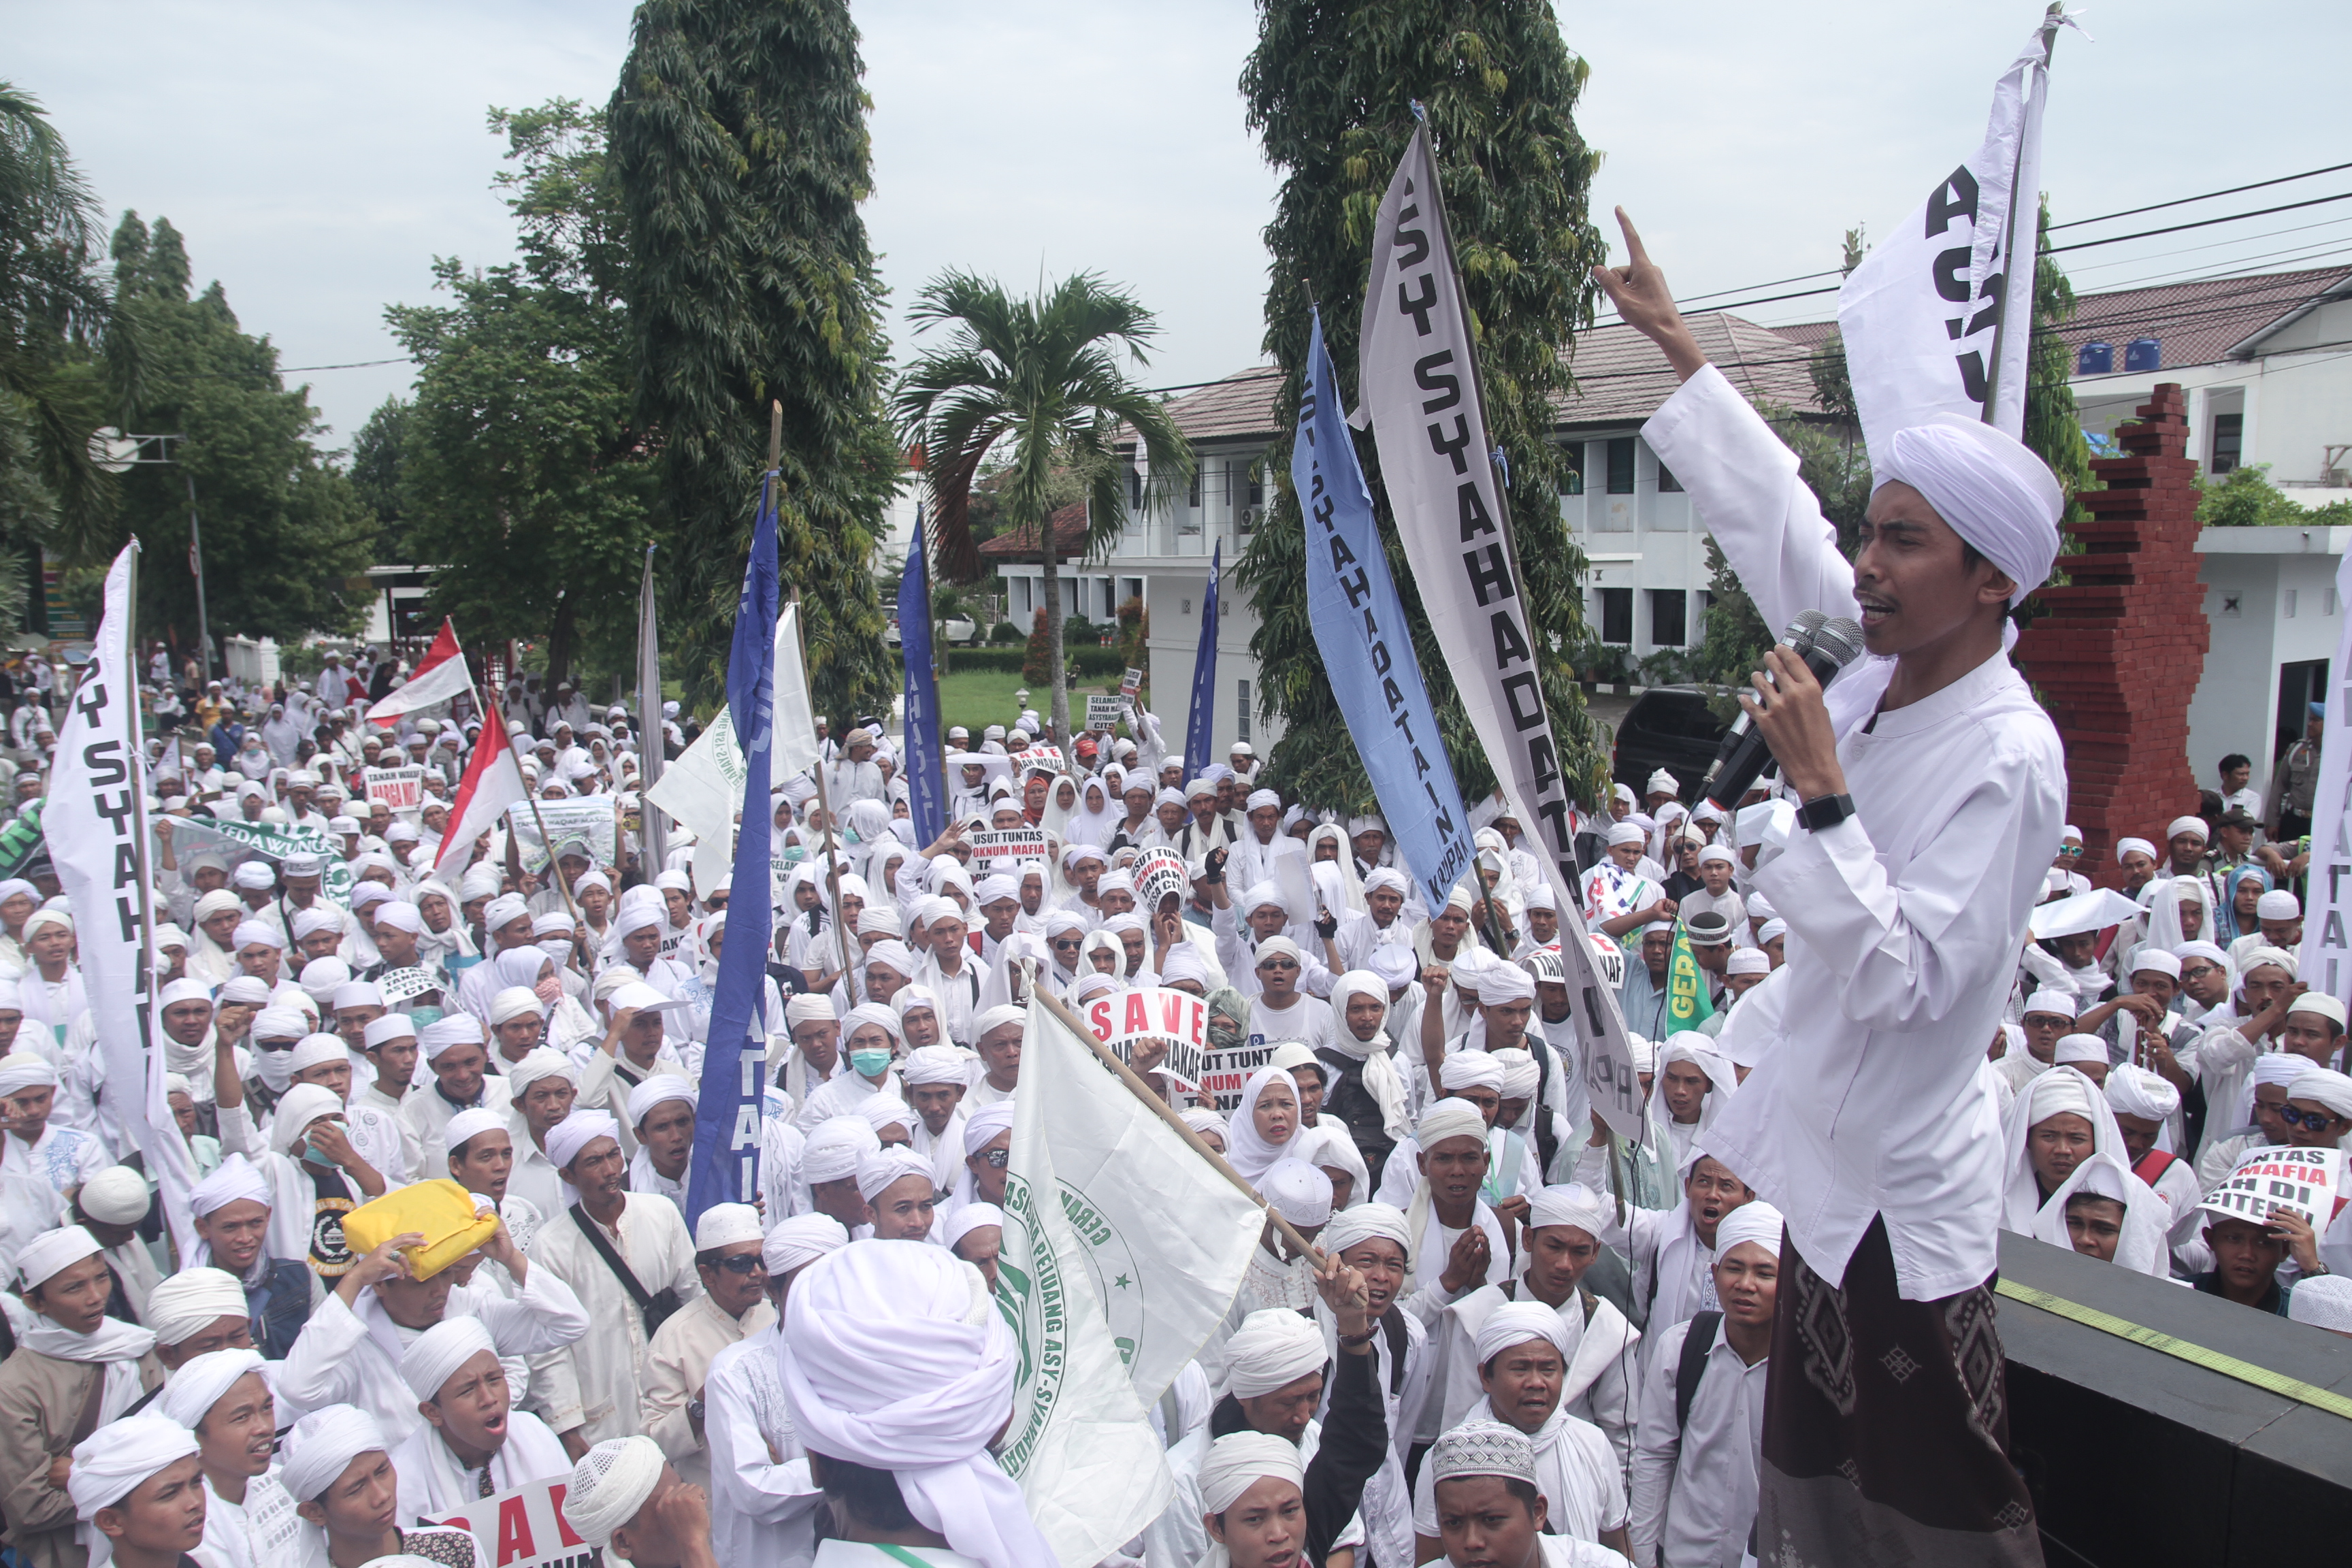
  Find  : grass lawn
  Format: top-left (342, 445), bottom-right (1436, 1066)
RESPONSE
top-left (927, 662), bottom-right (1130, 739)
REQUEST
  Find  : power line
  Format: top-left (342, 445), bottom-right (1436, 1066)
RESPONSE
top-left (2046, 159), bottom-right (2352, 231)
top-left (2045, 191), bottom-right (2352, 255)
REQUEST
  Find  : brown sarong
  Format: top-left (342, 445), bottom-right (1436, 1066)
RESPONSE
top-left (1758, 1217), bottom-right (2044, 1567)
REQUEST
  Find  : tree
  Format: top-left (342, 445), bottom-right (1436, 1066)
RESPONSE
top-left (1238, 2), bottom-right (1611, 810)
top-left (892, 271), bottom-right (1192, 743)
top-left (348, 396), bottom-right (410, 564)
top-left (607, 0), bottom-right (904, 721)
top-left (385, 101), bottom-right (653, 690)
top-left (2021, 197), bottom-right (2095, 565)
top-left (0, 81), bottom-right (137, 612)
top-left (102, 212), bottom-right (371, 650)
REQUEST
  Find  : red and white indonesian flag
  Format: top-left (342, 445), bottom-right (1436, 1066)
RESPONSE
top-left (366, 618), bottom-right (474, 725)
top-left (436, 700), bottom-right (527, 873)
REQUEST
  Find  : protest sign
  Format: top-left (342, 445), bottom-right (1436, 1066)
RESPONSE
top-left (1085, 694), bottom-right (1123, 730)
top-left (167, 817), bottom-right (355, 909)
top-left (363, 765), bottom-right (427, 813)
top-left (2200, 1145), bottom-right (2348, 1230)
top-left (375, 966), bottom-right (444, 1004)
top-left (505, 796), bottom-right (616, 873)
top-left (1121, 667), bottom-right (1142, 698)
top-left (1013, 745), bottom-right (1064, 774)
top-left (1075, 985), bottom-right (1209, 1090)
top-left (422, 1477), bottom-right (591, 1568)
top-left (1134, 849), bottom-right (1188, 915)
top-left (963, 828), bottom-right (1049, 860)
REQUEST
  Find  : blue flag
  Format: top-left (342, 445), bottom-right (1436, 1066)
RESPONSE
top-left (1185, 539), bottom-right (1221, 772)
top-left (687, 474), bottom-right (780, 1226)
top-left (1294, 306), bottom-right (1475, 912)
top-left (900, 512), bottom-right (945, 843)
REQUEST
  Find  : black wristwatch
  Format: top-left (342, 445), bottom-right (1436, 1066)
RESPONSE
top-left (1795, 793), bottom-right (1856, 832)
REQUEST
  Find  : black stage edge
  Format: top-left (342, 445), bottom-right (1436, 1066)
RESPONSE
top-left (1997, 1231), bottom-right (2352, 1565)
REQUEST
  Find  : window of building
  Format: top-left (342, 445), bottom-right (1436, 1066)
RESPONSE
top-left (1599, 587), bottom-right (1633, 644)
top-left (1558, 443), bottom-right (1585, 495)
top-left (1187, 471), bottom-right (1201, 509)
top-left (1121, 576), bottom-right (1143, 606)
top-left (1247, 466), bottom-right (1264, 506)
top-left (1649, 589), bottom-right (1687, 647)
top-left (2211, 412), bottom-right (2244, 476)
top-left (1236, 680), bottom-right (1252, 742)
top-left (1606, 438), bottom-right (1636, 494)
top-left (1657, 459), bottom-right (1683, 493)
top-left (1128, 468), bottom-right (1144, 508)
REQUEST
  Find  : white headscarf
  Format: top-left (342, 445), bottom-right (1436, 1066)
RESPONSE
top-left (1998, 1065), bottom-right (2127, 1232)
top-left (2026, 1151), bottom-right (2171, 1278)
top-left (1223, 1066), bottom-right (1301, 1183)
top-left (779, 1241), bottom-right (1051, 1568)
top-left (2140, 876), bottom-right (2215, 957)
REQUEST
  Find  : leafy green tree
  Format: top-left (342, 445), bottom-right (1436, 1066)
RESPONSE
top-left (893, 271), bottom-right (1191, 742)
top-left (1238, 1), bottom-right (1610, 811)
top-left (103, 212), bottom-right (371, 651)
top-left (607, 0), bottom-right (903, 721)
top-left (0, 81), bottom-right (137, 609)
top-left (385, 101), bottom-right (653, 690)
top-left (348, 396), bottom-right (410, 562)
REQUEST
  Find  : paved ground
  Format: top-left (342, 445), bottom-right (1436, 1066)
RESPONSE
top-left (1584, 688), bottom-right (1634, 744)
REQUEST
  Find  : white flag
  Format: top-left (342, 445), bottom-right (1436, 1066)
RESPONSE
top-left (2298, 549), bottom-right (2352, 999)
top-left (48, 544), bottom-right (199, 1262)
top-left (1353, 123), bottom-right (1646, 1141)
top-left (649, 604), bottom-right (823, 893)
top-left (996, 995), bottom-right (1262, 1566)
top-left (772, 602), bottom-right (823, 781)
top-left (1838, 18), bottom-right (2069, 465)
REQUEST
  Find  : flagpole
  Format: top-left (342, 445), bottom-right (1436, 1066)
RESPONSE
top-left (1032, 986), bottom-right (1326, 1266)
top-left (1979, 3), bottom-right (2067, 425)
top-left (637, 543), bottom-right (668, 877)
top-left (462, 663), bottom-right (583, 929)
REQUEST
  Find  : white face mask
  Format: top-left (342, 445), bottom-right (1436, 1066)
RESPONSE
top-left (537, 938), bottom-right (574, 966)
top-left (253, 1043), bottom-right (297, 1094)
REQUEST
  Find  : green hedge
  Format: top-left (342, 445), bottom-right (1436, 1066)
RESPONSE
top-left (921, 646), bottom-right (1128, 678)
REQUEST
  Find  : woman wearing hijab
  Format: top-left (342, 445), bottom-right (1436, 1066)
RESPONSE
top-left (1997, 1064), bottom-right (2152, 1245)
top-left (1224, 1066), bottom-right (1305, 1185)
top-left (1318, 970), bottom-right (1409, 1175)
top-left (1065, 775), bottom-right (1120, 849)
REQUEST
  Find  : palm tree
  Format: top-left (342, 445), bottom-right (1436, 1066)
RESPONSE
top-left (894, 271), bottom-right (1192, 744)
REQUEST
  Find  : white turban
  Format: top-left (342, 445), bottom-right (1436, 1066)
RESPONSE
top-left (505, 1047), bottom-right (576, 1098)
top-left (15, 1224), bottom-right (99, 1291)
top-left (1490, 1048), bottom-right (1541, 1101)
top-left (1874, 413), bottom-right (2061, 606)
top-left (627, 1075), bottom-right (696, 1127)
top-left (443, 1107), bottom-right (508, 1158)
top-left (785, 992), bottom-right (839, 1030)
top-left (2114, 836), bottom-right (2157, 865)
top-left (69, 1412), bottom-right (199, 1524)
top-left (859, 1097), bottom-right (916, 1137)
top-left (1220, 1306), bottom-right (1329, 1399)
top-left (562, 1435), bottom-right (665, 1549)
top-left (1478, 962), bottom-right (1536, 1005)
top-left (942, 1203), bottom-right (1005, 1254)
top-left (249, 1007), bottom-right (310, 1045)
top-left (144, 1268), bottom-right (250, 1348)
top-left (1529, 1183), bottom-right (1609, 1238)
top-left (1322, 1202), bottom-right (1411, 1258)
top-left (419, 1015), bottom-right (484, 1061)
top-left (1474, 1301), bottom-right (1572, 1365)
top-left (399, 1316), bottom-right (497, 1402)
top-left (2252, 1053), bottom-right (2313, 1090)
top-left (544, 1111), bottom-right (620, 1172)
top-left (855, 1147), bottom-right (935, 1203)
top-left (1197, 1431), bottom-right (1304, 1515)
top-left (763, 1213), bottom-right (851, 1275)
top-left (489, 986), bottom-right (546, 1026)
top-left (280, 1404), bottom-right (387, 1503)
top-left (803, 1117), bottom-right (883, 1184)
top-left (2288, 1069), bottom-right (2352, 1120)
top-left (287, 1034), bottom-right (347, 1077)
top-left (1417, 1097), bottom-right (1489, 1152)
top-left (1439, 1053), bottom-right (1505, 1094)
top-left (962, 1101), bottom-right (1016, 1156)
top-left (781, 1241), bottom-right (1052, 1568)
top-left (902, 1046), bottom-right (968, 1087)
top-left (156, 1348), bottom-right (269, 1431)
top-left (269, 1085), bottom-right (346, 1157)
top-left (1605, 822), bottom-right (1647, 848)
top-left (0, 1056), bottom-right (57, 1097)
top-left (1713, 1200), bottom-right (1784, 1260)
top-left (2104, 1064), bottom-right (2180, 1124)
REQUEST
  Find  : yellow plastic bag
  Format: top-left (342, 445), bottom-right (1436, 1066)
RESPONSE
top-left (340, 1179), bottom-right (500, 1281)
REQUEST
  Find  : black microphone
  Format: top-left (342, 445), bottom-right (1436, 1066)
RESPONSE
top-left (1701, 613), bottom-right (1865, 808)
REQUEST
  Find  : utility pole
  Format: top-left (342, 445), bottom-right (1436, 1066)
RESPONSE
top-left (88, 429), bottom-right (214, 680)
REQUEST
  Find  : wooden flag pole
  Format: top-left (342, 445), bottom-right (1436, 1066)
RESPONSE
top-left (1030, 985), bottom-right (1326, 1267)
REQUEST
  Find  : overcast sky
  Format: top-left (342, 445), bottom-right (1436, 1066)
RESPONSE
top-left (11, 1), bottom-right (2348, 446)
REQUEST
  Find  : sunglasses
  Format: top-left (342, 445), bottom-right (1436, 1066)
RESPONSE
top-left (2055, 846), bottom-right (2083, 858)
top-left (2276, 1105), bottom-right (2342, 1133)
top-left (707, 1254), bottom-right (766, 1276)
top-left (1051, 938), bottom-right (1083, 952)
top-left (977, 1147), bottom-right (1010, 1169)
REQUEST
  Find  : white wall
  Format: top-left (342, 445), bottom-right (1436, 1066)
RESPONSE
top-left (2185, 529), bottom-right (2349, 800)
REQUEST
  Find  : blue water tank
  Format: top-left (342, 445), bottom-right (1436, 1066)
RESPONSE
top-left (2125, 337), bottom-right (2162, 372)
top-left (2077, 340), bottom-right (2113, 374)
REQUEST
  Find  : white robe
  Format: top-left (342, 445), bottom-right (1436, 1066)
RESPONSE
top-left (191, 1467), bottom-right (302, 1568)
top-left (524, 1194), bottom-right (702, 1445)
top-left (706, 1322), bottom-right (826, 1568)
top-left (391, 1407), bottom-right (572, 1522)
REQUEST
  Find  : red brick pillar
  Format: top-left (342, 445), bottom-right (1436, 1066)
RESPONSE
top-left (2013, 382), bottom-right (2205, 885)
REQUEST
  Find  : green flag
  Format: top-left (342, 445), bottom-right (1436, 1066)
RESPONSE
top-left (1665, 921), bottom-right (1716, 1031)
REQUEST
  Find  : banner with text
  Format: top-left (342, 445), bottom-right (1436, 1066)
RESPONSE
top-left (504, 796), bottom-right (617, 874)
top-left (363, 765), bottom-right (427, 813)
top-left (1074, 985), bottom-right (1210, 1092)
top-left (1085, 695), bottom-right (1124, 730)
top-left (964, 828), bottom-right (1050, 860)
top-left (2200, 1145), bottom-right (2347, 1230)
top-left (166, 817), bottom-right (354, 909)
top-left (423, 1477), bottom-right (590, 1568)
top-left (2300, 551), bottom-right (2352, 1002)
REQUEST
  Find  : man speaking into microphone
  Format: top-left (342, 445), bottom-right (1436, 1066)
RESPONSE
top-left (1596, 210), bottom-right (2063, 1568)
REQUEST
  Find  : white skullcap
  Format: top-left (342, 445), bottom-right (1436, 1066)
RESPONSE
top-left (764, 1212), bottom-right (851, 1275)
top-left (1727, 947), bottom-right (1771, 977)
top-left (1606, 822), bottom-right (1647, 848)
top-left (330, 980), bottom-right (385, 1012)
top-left (781, 1241), bottom-right (1049, 1568)
top-left (2239, 945), bottom-right (2298, 978)
top-left (287, 1034), bottom-right (348, 1077)
top-left (1198, 1431), bottom-right (1305, 1515)
top-left (1258, 1157), bottom-right (1335, 1227)
top-left (483, 893), bottom-right (532, 931)
top-left (443, 1107), bottom-right (508, 1158)
top-left (2130, 948), bottom-right (2183, 981)
top-left (803, 1116), bottom-right (883, 1183)
top-left (68, 1412), bottom-right (199, 1524)
top-left (2021, 990), bottom-right (2078, 1019)
top-left (626, 1075), bottom-right (696, 1127)
top-left (855, 1146), bottom-right (935, 1203)
top-left (962, 1100), bottom-right (1016, 1156)
top-left (2052, 1034), bottom-right (2108, 1066)
top-left (189, 1154), bottom-right (270, 1219)
top-left (1696, 844), bottom-right (1737, 868)
top-left (504, 1047), bottom-right (575, 1097)
top-left (545, 1110), bottom-right (620, 1172)
top-left (695, 1202), bottom-right (764, 1252)
top-left (902, 1046), bottom-right (968, 1087)
top-left (1428, 1419), bottom-right (1537, 1486)
top-left (399, 1316), bottom-right (497, 1401)
top-left (1474, 1301), bottom-right (1572, 1365)
top-left (2287, 1273), bottom-right (2352, 1333)
top-left (419, 1015), bottom-right (484, 1060)
top-left (78, 1166), bottom-right (150, 1225)
top-left (15, 1224), bottom-right (99, 1290)
top-left (488, 986), bottom-right (546, 1026)
top-left (1322, 1202), bottom-right (1411, 1257)
top-left (1416, 1096), bottom-right (1489, 1151)
top-left (363, 1013), bottom-right (416, 1049)
top-left (1713, 1200), bottom-right (1784, 1260)
top-left (1874, 412), bottom-right (2062, 605)
top-left (280, 1404), bottom-right (387, 1503)
top-left (156, 1347), bottom-right (268, 1431)
top-left (858, 1097), bottom-right (915, 1137)
top-left (230, 919), bottom-right (282, 951)
top-left (2288, 992), bottom-right (2348, 1028)
top-left (562, 1435), bottom-right (666, 1548)
top-left (2164, 815), bottom-right (2208, 843)
top-left (1439, 1053), bottom-right (1506, 1094)
top-left (1221, 1306), bottom-right (1329, 1398)
top-left (942, 1203), bottom-right (1004, 1253)
top-left (144, 1267), bottom-right (251, 1348)
top-left (1529, 1183), bottom-right (1610, 1237)
top-left (785, 992), bottom-right (839, 1030)
top-left (2104, 1064), bottom-right (2180, 1123)
top-left (2288, 1069), bottom-right (2352, 1120)
top-left (2257, 890), bottom-right (2301, 920)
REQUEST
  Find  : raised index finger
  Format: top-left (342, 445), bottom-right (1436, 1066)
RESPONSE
top-left (1615, 206), bottom-right (1654, 272)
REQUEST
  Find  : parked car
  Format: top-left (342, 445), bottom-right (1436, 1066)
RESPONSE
top-left (885, 616), bottom-right (979, 648)
top-left (1610, 685), bottom-right (1731, 805)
